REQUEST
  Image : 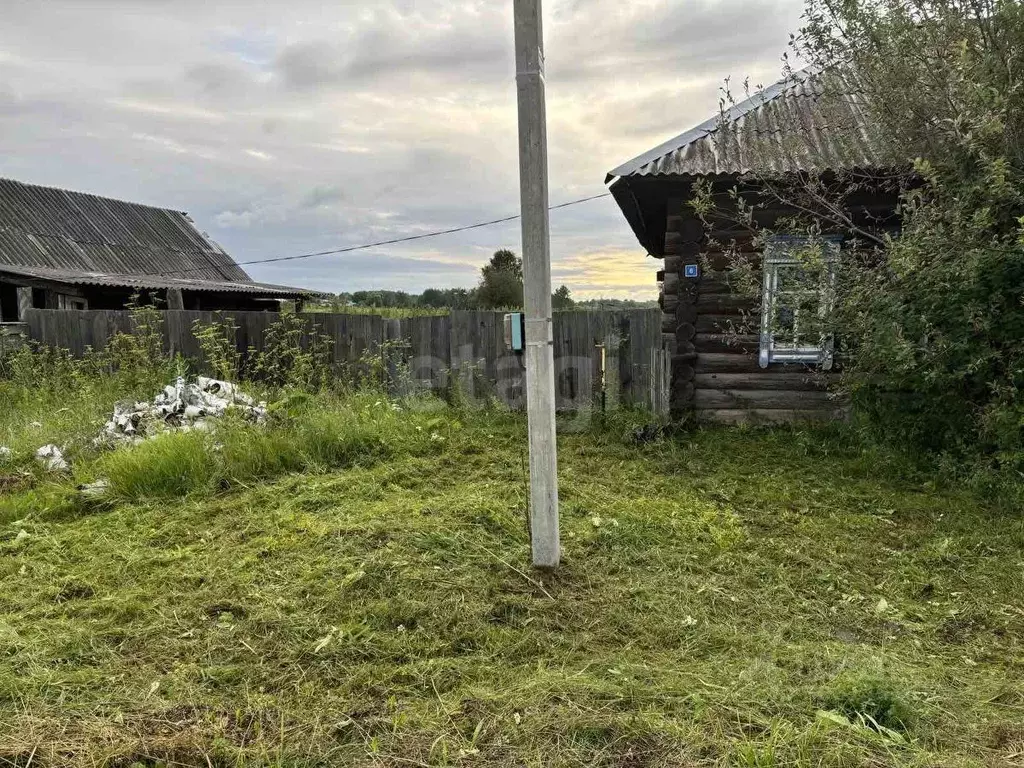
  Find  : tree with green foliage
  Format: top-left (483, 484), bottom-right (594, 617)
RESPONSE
top-left (419, 288), bottom-right (448, 308)
top-left (476, 249), bottom-right (524, 309)
top-left (576, 297), bottom-right (658, 310)
top-left (551, 285), bottom-right (575, 310)
top-left (419, 287), bottom-right (477, 309)
top-left (349, 290), bottom-right (417, 309)
top-left (695, 0), bottom-right (1024, 483)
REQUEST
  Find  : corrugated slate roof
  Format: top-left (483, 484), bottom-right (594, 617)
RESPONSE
top-left (0, 263), bottom-right (310, 297)
top-left (0, 177), bottom-right (315, 296)
top-left (607, 67), bottom-right (891, 180)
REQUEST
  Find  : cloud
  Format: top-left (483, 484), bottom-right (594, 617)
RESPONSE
top-left (0, 0), bottom-right (803, 298)
top-left (275, 41), bottom-right (348, 91)
top-left (184, 61), bottom-right (260, 100)
top-left (302, 185), bottom-right (347, 209)
top-left (274, 3), bottom-right (510, 92)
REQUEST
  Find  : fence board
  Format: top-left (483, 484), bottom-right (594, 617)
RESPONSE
top-left (20, 308), bottom-right (669, 413)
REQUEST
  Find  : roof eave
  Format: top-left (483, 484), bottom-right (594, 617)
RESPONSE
top-left (608, 176), bottom-right (664, 257)
top-left (0, 264), bottom-right (325, 298)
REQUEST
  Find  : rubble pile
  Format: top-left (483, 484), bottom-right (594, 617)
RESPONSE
top-left (96, 377), bottom-right (267, 446)
top-left (36, 444), bottom-right (69, 472)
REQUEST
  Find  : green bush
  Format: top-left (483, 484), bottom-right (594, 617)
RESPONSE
top-left (247, 313), bottom-right (335, 391)
top-left (192, 312), bottom-right (242, 382)
top-left (690, 1), bottom-right (1024, 497)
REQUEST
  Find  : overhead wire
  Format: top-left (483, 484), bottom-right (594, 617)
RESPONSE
top-left (154, 191), bottom-right (613, 279)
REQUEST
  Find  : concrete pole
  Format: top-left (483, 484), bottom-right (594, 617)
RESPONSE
top-left (514, 0), bottom-right (560, 568)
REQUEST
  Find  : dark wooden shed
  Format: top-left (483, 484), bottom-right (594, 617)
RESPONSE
top-left (606, 67), bottom-right (898, 423)
top-left (0, 177), bottom-right (315, 322)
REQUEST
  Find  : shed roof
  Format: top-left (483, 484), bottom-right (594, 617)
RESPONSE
top-left (606, 66), bottom-right (890, 181)
top-left (0, 263), bottom-right (309, 298)
top-left (0, 177), bottom-right (315, 296)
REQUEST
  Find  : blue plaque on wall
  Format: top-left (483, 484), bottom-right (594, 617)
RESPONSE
top-left (684, 264), bottom-right (700, 278)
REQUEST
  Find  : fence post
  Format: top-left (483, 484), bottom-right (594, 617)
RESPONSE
top-left (383, 318), bottom-right (404, 395)
top-left (602, 329), bottom-right (621, 412)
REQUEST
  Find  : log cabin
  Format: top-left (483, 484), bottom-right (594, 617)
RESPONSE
top-left (606, 67), bottom-right (899, 423)
top-left (0, 177), bottom-right (315, 322)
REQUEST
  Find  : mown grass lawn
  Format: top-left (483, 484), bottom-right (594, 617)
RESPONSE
top-left (0, 404), bottom-right (1022, 767)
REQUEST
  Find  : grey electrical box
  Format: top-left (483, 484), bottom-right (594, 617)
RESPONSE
top-left (504, 312), bottom-right (525, 352)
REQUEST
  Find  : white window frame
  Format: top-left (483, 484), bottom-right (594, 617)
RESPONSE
top-left (758, 236), bottom-right (840, 370)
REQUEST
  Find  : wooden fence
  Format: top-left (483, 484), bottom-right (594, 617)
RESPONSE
top-left (21, 309), bottom-right (670, 415)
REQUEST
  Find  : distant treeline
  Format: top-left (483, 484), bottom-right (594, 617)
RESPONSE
top-left (310, 249), bottom-right (656, 312)
top-left (313, 290), bottom-right (656, 312)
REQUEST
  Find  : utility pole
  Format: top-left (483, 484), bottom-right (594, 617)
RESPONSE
top-left (514, 0), bottom-right (559, 568)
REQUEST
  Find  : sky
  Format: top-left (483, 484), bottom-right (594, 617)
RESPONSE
top-left (0, 0), bottom-right (804, 299)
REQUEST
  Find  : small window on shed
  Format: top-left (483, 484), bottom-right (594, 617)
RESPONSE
top-left (759, 236), bottom-right (839, 370)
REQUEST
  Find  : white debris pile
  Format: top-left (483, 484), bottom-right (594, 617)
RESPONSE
top-left (0, 446), bottom-right (11, 462)
top-left (36, 444), bottom-right (69, 472)
top-left (96, 377), bottom-right (267, 446)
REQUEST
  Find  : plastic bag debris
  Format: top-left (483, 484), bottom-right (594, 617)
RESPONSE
top-left (78, 479), bottom-right (110, 498)
top-left (96, 377), bottom-right (267, 447)
top-left (0, 447), bottom-right (11, 462)
top-left (36, 444), bottom-right (69, 472)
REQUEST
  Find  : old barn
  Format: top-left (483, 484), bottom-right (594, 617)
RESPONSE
top-left (606, 67), bottom-right (898, 423)
top-left (0, 177), bottom-right (313, 321)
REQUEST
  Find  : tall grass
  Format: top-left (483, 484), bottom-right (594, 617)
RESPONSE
top-left (99, 430), bottom-right (217, 499)
top-left (305, 304), bottom-right (448, 318)
top-left (91, 394), bottom-right (441, 502)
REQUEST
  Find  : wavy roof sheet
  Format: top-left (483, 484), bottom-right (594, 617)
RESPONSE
top-left (607, 67), bottom-right (891, 180)
top-left (0, 177), bottom-right (314, 296)
top-left (0, 263), bottom-right (310, 297)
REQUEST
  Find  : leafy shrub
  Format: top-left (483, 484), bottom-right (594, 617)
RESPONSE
top-left (99, 301), bottom-right (175, 390)
top-left (192, 312), bottom-right (242, 382)
top-left (690, 1), bottom-right (1024, 496)
top-left (0, 337), bottom-right (171, 467)
top-left (248, 313), bottom-right (335, 391)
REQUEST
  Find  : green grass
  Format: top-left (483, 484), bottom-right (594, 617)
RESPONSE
top-left (305, 305), bottom-right (449, 318)
top-left (84, 399), bottom-right (441, 504)
top-left (0, 395), bottom-right (1021, 767)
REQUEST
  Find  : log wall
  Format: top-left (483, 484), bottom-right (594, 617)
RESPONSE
top-left (656, 188), bottom-right (900, 423)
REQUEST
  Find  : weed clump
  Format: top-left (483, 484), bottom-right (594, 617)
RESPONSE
top-left (821, 674), bottom-right (916, 733)
top-left (99, 430), bottom-right (217, 499)
top-left (90, 394), bottom-right (442, 502)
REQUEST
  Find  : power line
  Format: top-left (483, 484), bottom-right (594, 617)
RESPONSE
top-left (158, 191), bottom-right (612, 279)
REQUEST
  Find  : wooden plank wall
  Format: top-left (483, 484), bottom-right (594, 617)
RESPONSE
top-left (20, 308), bottom-right (670, 416)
